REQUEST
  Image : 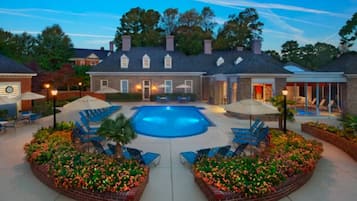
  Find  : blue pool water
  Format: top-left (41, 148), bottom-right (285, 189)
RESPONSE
top-left (295, 109), bottom-right (317, 116)
top-left (131, 106), bottom-right (214, 138)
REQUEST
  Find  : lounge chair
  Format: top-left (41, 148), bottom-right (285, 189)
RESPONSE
top-left (179, 145), bottom-right (231, 165)
top-left (233, 127), bottom-right (270, 147)
top-left (91, 140), bottom-right (114, 156)
top-left (125, 147), bottom-right (161, 167)
top-left (73, 122), bottom-right (104, 144)
top-left (231, 119), bottom-right (264, 136)
top-left (226, 143), bottom-right (249, 157)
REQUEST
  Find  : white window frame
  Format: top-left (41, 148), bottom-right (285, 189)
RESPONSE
top-left (120, 54), bottom-right (129, 68)
top-left (142, 54), bottom-right (150, 69)
top-left (100, 80), bottom-right (108, 89)
top-left (120, 80), bottom-right (129, 93)
top-left (184, 80), bottom-right (193, 93)
top-left (164, 80), bottom-right (173, 93)
top-left (164, 54), bottom-right (172, 69)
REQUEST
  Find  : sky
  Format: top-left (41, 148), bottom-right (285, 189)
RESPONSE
top-left (1, 0), bottom-right (356, 52)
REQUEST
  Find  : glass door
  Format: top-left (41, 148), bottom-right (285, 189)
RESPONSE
top-left (142, 80), bottom-right (151, 101)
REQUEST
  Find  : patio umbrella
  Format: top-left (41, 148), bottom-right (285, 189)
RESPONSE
top-left (157, 84), bottom-right (168, 88)
top-left (62, 95), bottom-right (111, 111)
top-left (0, 96), bottom-right (16, 105)
top-left (176, 84), bottom-right (191, 89)
top-left (224, 99), bottom-right (280, 126)
top-left (95, 87), bottom-right (119, 94)
top-left (20, 92), bottom-right (45, 100)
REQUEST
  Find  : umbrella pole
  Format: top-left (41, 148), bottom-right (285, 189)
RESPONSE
top-left (250, 115), bottom-right (252, 126)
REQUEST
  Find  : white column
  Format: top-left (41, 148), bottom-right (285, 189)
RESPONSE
top-left (328, 83), bottom-right (332, 113)
top-left (316, 83), bottom-right (320, 115)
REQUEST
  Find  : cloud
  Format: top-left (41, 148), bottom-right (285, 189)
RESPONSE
top-left (214, 17), bottom-right (227, 25)
top-left (0, 8), bottom-right (73, 24)
top-left (196, 0), bottom-right (348, 18)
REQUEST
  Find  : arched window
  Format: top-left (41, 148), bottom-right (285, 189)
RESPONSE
top-left (216, 57), bottom-right (224, 66)
top-left (142, 54), bottom-right (150, 68)
top-left (120, 54), bottom-right (129, 68)
top-left (164, 54), bottom-right (172, 69)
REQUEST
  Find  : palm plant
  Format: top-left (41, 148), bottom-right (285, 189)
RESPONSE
top-left (339, 114), bottom-right (357, 135)
top-left (270, 95), bottom-right (296, 129)
top-left (97, 114), bottom-right (137, 158)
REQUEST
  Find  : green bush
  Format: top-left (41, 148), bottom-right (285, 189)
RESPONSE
top-left (105, 93), bottom-right (142, 102)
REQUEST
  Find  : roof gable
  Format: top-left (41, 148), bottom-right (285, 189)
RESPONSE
top-left (318, 52), bottom-right (357, 74)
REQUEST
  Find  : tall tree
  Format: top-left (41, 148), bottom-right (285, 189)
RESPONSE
top-left (178, 9), bottom-right (201, 27)
top-left (114, 7), bottom-right (163, 48)
top-left (264, 50), bottom-right (281, 61)
top-left (0, 29), bottom-right (35, 62)
top-left (339, 12), bottom-right (357, 49)
top-left (34, 24), bottom-right (74, 71)
top-left (161, 8), bottom-right (179, 35)
top-left (214, 8), bottom-right (263, 50)
top-left (200, 7), bottom-right (217, 35)
top-left (281, 40), bottom-right (300, 63)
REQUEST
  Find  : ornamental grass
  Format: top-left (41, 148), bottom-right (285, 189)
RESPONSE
top-left (193, 129), bottom-right (323, 198)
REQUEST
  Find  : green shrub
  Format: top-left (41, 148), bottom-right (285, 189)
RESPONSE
top-left (105, 93), bottom-right (142, 102)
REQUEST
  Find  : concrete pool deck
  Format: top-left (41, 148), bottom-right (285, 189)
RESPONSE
top-left (0, 102), bottom-right (356, 201)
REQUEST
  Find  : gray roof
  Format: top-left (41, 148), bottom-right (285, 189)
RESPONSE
top-left (89, 47), bottom-right (289, 75)
top-left (0, 54), bottom-right (35, 74)
top-left (318, 52), bottom-right (357, 74)
top-left (73, 48), bottom-right (111, 60)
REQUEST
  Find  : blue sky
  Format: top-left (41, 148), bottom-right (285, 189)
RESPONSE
top-left (1, 0), bottom-right (356, 51)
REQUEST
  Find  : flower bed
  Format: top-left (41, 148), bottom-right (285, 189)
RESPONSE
top-left (193, 129), bottom-right (323, 201)
top-left (24, 123), bottom-right (149, 201)
top-left (301, 122), bottom-right (357, 161)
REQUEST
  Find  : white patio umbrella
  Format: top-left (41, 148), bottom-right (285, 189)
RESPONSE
top-left (176, 84), bottom-right (191, 89)
top-left (157, 84), bottom-right (168, 88)
top-left (20, 92), bottom-right (45, 100)
top-left (95, 87), bottom-right (119, 94)
top-left (224, 99), bottom-right (280, 126)
top-left (62, 95), bottom-right (111, 111)
top-left (0, 96), bottom-right (16, 105)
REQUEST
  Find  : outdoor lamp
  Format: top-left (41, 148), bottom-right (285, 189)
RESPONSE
top-left (78, 82), bottom-right (83, 97)
top-left (44, 83), bottom-right (50, 102)
top-left (282, 88), bottom-right (288, 133)
top-left (51, 89), bottom-right (58, 129)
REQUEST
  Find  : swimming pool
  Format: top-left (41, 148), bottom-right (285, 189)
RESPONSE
top-left (131, 106), bottom-right (214, 138)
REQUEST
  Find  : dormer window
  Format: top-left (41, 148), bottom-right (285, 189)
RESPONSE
top-left (234, 57), bottom-right (243, 65)
top-left (120, 54), bottom-right (129, 68)
top-left (164, 54), bottom-right (172, 69)
top-left (142, 54), bottom-right (150, 69)
top-left (216, 57), bottom-right (224, 66)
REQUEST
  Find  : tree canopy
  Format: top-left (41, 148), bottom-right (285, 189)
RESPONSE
top-left (339, 12), bottom-right (357, 49)
top-left (34, 24), bottom-right (74, 71)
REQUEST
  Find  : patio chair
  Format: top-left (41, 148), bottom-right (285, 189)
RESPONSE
top-left (179, 145), bottom-right (231, 165)
top-left (226, 143), bottom-right (249, 157)
top-left (91, 140), bottom-right (114, 156)
top-left (156, 96), bottom-right (169, 103)
top-left (73, 124), bottom-right (104, 144)
top-left (231, 119), bottom-right (264, 136)
top-left (125, 147), bottom-right (161, 167)
top-left (233, 127), bottom-right (270, 147)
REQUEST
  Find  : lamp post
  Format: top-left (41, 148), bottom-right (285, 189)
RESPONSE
top-left (51, 89), bottom-right (58, 129)
top-left (78, 82), bottom-right (82, 97)
top-left (282, 88), bottom-right (288, 133)
top-left (44, 83), bottom-right (50, 102)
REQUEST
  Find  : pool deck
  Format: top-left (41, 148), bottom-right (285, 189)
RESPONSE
top-left (0, 102), bottom-right (356, 201)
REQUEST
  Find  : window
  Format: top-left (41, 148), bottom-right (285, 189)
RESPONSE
top-left (142, 54), bottom-right (150, 68)
top-left (164, 80), bottom-right (172, 93)
top-left (100, 80), bottom-right (108, 88)
top-left (120, 80), bottom-right (129, 93)
top-left (164, 54), bottom-right (172, 69)
top-left (216, 57), bottom-right (224, 66)
top-left (184, 80), bottom-right (193, 93)
top-left (121, 54), bottom-right (129, 68)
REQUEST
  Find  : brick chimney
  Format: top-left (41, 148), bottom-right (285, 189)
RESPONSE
top-left (166, 35), bottom-right (174, 51)
top-left (109, 41), bottom-right (114, 52)
top-left (204, 40), bottom-right (212, 54)
top-left (251, 39), bottom-right (261, 54)
top-left (122, 35), bottom-right (131, 51)
top-left (236, 46), bottom-right (244, 51)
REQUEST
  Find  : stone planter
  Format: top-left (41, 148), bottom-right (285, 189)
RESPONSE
top-left (195, 171), bottom-right (314, 201)
top-left (30, 163), bottom-right (148, 201)
top-left (301, 123), bottom-right (357, 161)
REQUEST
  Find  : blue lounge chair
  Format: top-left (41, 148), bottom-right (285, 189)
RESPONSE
top-left (231, 119), bottom-right (264, 136)
top-left (233, 127), bottom-right (270, 147)
top-left (91, 140), bottom-right (114, 156)
top-left (180, 145), bottom-right (231, 165)
top-left (126, 147), bottom-right (161, 167)
top-left (226, 143), bottom-right (249, 157)
top-left (73, 122), bottom-right (104, 143)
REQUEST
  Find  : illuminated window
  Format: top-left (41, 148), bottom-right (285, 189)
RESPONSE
top-left (164, 54), bottom-right (172, 69)
top-left (120, 54), bottom-right (129, 68)
top-left (142, 54), bottom-right (150, 69)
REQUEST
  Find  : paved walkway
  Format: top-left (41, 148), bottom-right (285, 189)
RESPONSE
top-left (0, 102), bottom-right (356, 201)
